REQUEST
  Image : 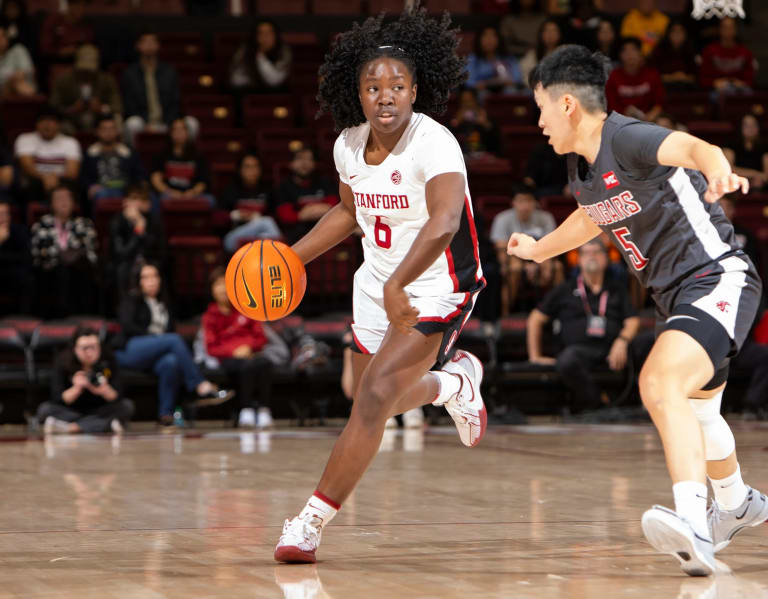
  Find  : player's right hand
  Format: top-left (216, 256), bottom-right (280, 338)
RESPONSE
top-left (507, 233), bottom-right (537, 261)
top-left (705, 172), bottom-right (749, 203)
top-left (383, 281), bottom-right (420, 335)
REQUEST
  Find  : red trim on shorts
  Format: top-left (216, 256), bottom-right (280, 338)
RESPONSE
top-left (351, 328), bottom-right (371, 354)
top-left (313, 490), bottom-right (341, 511)
top-left (465, 195), bottom-right (483, 285)
top-left (444, 247), bottom-right (460, 292)
top-left (417, 291), bottom-right (472, 323)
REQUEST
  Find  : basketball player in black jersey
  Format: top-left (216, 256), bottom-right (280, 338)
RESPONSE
top-left (507, 45), bottom-right (767, 577)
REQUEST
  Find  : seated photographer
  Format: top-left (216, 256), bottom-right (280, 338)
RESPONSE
top-left (527, 239), bottom-right (639, 412)
top-left (38, 325), bottom-right (134, 434)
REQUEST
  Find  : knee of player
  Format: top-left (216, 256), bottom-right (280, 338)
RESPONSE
top-left (355, 382), bottom-right (394, 425)
top-left (638, 367), bottom-right (682, 409)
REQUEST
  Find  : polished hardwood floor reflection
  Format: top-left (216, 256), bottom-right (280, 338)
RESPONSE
top-left (1, 422), bottom-right (768, 598)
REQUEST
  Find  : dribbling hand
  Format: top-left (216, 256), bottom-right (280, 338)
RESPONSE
top-left (705, 172), bottom-right (749, 203)
top-left (383, 281), bottom-right (420, 335)
top-left (507, 233), bottom-right (538, 261)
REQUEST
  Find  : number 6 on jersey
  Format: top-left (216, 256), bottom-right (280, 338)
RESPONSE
top-left (374, 215), bottom-right (392, 249)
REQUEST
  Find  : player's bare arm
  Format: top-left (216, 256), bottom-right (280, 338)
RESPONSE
top-left (656, 131), bottom-right (749, 203)
top-left (384, 171), bottom-right (465, 333)
top-left (291, 181), bottom-right (358, 265)
top-left (507, 206), bottom-right (601, 263)
top-left (526, 308), bottom-right (555, 365)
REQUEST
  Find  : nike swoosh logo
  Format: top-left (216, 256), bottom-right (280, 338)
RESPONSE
top-left (735, 493), bottom-right (753, 519)
top-left (695, 269), bottom-right (713, 279)
top-left (241, 269), bottom-right (258, 308)
top-left (350, 175), bottom-right (357, 179)
top-left (666, 315), bottom-right (699, 324)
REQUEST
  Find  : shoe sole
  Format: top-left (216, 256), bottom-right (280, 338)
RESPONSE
top-left (195, 390), bottom-right (236, 408)
top-left (713, 499), bottom-right (768, 552)
top-left (274, 545), bottom-right (317, 564)
top-left (641, 508), bottom-right (715, 577)
top-left (452, 350), bottom-right (487, 448)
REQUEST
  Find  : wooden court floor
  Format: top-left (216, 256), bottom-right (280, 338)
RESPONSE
top-left (1, 422), bottom-right (768, 598)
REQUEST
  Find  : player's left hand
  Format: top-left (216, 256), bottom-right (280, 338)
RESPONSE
top-left (705, 172), bottom-right (749, 203)
top-left (606, 338), bottom-right (628, 371)
top-left (383, 281), bottom-right (420, 334)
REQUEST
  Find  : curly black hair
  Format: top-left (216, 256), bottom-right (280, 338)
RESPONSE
top-left (317, 5), bottom-right (467, 131)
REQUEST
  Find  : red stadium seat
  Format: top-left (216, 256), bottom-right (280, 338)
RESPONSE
top-left (425, 0), bottom-right (471, 13)
top-left (272, 162), bottom-right (336, 186)
top-left (179, 69), bottom-right (219, 95)
top-left (0, 316), bottom-right (42, 343)
top-left (256, 0), bottom-right (306, 14)
top-left (312, 0), bottom-right (362, 14)
top-left (540, 195), bottom-right (575, 224)
top-left (213, 32), bottom-right (245, 64)
top-left (665, 92), bottom-right (713, 123)
top-left (719, 92), bottom-right (768, 126)
top-left (686, 121), bottom-right (734, 149)
top-left (158, 32), bottom-right (205, 62)
top-left (256, 128), bottom-right (315, 166)
top-left (135, 130), bottom-right (167, 171)
top-left (368, 0), bottom-right (405, 13)
top-left (93, 197), bottom-right (124, 254)
top-left (474, 195), bottom-right (512, 236)
top-left (1, 95), bottom-right (47, 141)
top-left (291, 62), bottom-right (322, 95)
top-left (198, 128), bottom-right (249, 167)
top-left (161, 199), bottom-right (214, 238)
top-left (243, 94), bottom-right (297, 129)
top-left (211, 162), bottom-right (238, 195)
top-left (304, 237), bottom-right (360, 314)
top-left (316, 128), bottom-right (337, 157)
top-left (466, 157), bottom-right (514, 196)
top-left (500, 125), bottom-right (543, 177)
top-left (303, 95), bottom-right (335, 130)
top-left (485, 94), bottom-right (537, 126)
top-left (168, 236), bottom-right (224, 301)
top-left (135, 0), bottom-right (185, 14)
top-left (183, 94), bottom-right (236, 129)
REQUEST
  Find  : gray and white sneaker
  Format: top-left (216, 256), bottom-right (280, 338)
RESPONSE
top-left (708, 486), bottom-right (768, 552)
top-left (642, 505), bottom-right (718, 577)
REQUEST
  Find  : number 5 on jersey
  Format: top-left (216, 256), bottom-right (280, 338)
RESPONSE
top-left (612, 226), bottom-right (649, 270)
top-left (374, 215), bottom-right (392, 249)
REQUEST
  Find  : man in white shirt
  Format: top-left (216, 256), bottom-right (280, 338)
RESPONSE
top-left (15, 107), bottom-right (81, 206)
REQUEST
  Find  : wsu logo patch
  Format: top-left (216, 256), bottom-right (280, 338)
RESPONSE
top-left (391, 170), bottom-right (402, 185)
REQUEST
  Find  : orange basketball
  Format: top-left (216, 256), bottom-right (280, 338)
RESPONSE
top-left (225, 240), bottom-right (306, 321)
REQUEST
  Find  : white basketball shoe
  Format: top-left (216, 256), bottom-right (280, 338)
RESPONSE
top-left (274, 515), bottom-right (322, 564)
top-left (434, 350), bottom-right (487, 447)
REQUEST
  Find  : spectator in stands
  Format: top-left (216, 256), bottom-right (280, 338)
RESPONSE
top-left (620, 0), bottom-right (669, 56)
top-left (0, 198), bottom-right (32, 314)
top-left (201, 267), bottom-right (275, 428)
top-left (606, 37), bottom-right (664, 122)
top-left (649, 19), bottom-right (697, 91)
top-left (520, 19), bottom-right (562, 86)
top-left (449, 87), bottom-right (501, 157)
top-left (229, 19), bottom-right (291, 94)
top-left (275, 146), bottom-right (338, 244)
top-left (114, 261), bottom-right (233, 428)
top-left (593, 19), bottom-right (619, 69)
top-left (121, 32), bottom-right (198, 146)
top-left (51, 45), bottom-right (122, 134)
top-left (109, 183), bottom-right (165, 294)
top-left (523, 140), bottom-right (569, 197)
top-left (563, 0), bottom-right (602, 49)
top-left (500, 0), bottom-right (547, 56)
top-left (466, 26), bottom-right (523, 95)
top-left (39, 0), bottom-right (93, 63)
top-left (699, 17), bottom-right (754, 94)
top-left (527, 239), bottom-right (640, 412)
top-left (0, 25), bottom-right (34, 98)
top-left (221, 151), bottom-right (281, 253)
top-left (149, 117), bottom-right (212, 207)
top-left (0, 0), bottom-right (33, 52)
top-left (490, 185), bottom-right (563, 315)
top-left (723, 114), bottom-right (768, 191)
top-left (38, 326), bottom-right (133, 435)
top-left (30, 184), bottom-right (97, 317)
top-left (15, 107), bottom-right (81, 206)
top-left (82, 114), bottom-right (145, 205)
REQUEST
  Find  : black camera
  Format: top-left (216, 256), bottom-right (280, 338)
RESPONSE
top-left (88, 364), bottom-right (108, 387)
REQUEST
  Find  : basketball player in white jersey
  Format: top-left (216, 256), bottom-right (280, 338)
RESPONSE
top-left (274, 8), bottom-right (487, 563)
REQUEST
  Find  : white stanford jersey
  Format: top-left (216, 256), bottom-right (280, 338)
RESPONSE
top-left (334, 112), bottom-right (483, 296)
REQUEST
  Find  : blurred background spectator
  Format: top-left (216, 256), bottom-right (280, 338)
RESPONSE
top-left (0, 0), bottom-right (33, 52)
top-left (593, 19), bottom-right (619, 68)
top-left (449, 87), bottom-right (501, 157)
top-left (0, 24), bottom-right (35, 98)
top-left (114, 262), bottom-right (233, 429)
top-left (500, 0), bottom-right (548, 56)
top-left (39, 325), bottom-right (133, 434)
top-left (650, 19), bottom-right (698, 91)
top-left (699, 16), bottom-right (754, 94)
top-left (724, 114), bottom-right (768, 191)
top-left (490, 185), bottom-right (562, 315)
top-left (82, 114), bottom-right (145, 205)
top-left (150, 117), bottom-right (212, 207)
top-left (606, 37), bottom-right (665, 121)
top-left (30, 184), bottom-right (97, 318)
top-left (229, 19), bottom-right (291, 94)
top-left (39, 0), bottom-right (93, 64)
top-left (0, 198), bottom-right (32, 315)
top-left (527, 239), bottom-right (639, 413)
top-left (108, 183), bottom-right (165, 295)
top-left (201, 267), bottom-right (275, 428)
top-left (122, 32), bottom-right (198, 146)
top-left (51, 44), bottom-right (122, 134)
top-left (15, 107), bottom-right (81, 206)
top-left (521, 18), bottom-right (563, 85)
top-left (466, 26), bottom-right (523, 95)
top-left (221, 151), bottom-right (281, 253)
top-left (620, 0), bottom-right (669, 56)
top-left (563, 0), bottom-right (602, 49)
top-left (275, 146), bottom-right (337, 244)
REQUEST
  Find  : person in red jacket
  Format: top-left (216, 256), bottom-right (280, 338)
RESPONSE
top-left (274, 146), bottom-right (339, 243)
top-left (202, 267), bottom-right (275, 428)
top-left (699, 17), bottom-right (755, 93)
top-left (606, 36), bottom-right (664, 122)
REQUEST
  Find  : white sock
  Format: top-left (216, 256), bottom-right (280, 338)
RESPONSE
top-left (673, 481), bottom-right (710, 539)
top-left (709, 464), bottom-right (749, 511)
top-left (298, 491), bottom-right (339, 530)
top-left (431, 371), bottom-right (462, 406)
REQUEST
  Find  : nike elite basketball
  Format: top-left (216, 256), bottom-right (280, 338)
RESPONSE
top-left (225, 240), bottom-right (306, 321)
